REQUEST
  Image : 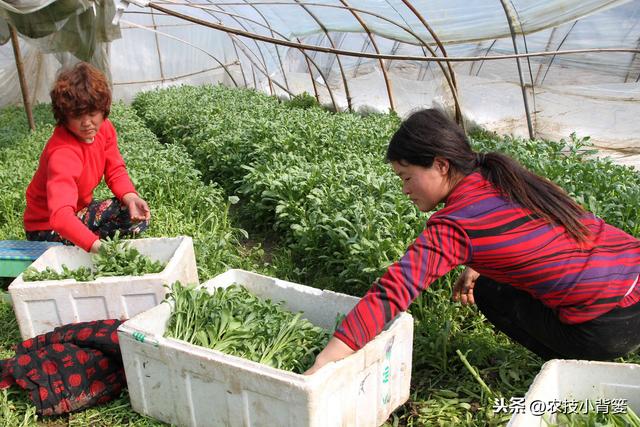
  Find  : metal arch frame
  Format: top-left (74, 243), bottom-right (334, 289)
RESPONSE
top-left (387, 41), bottom-right (400, 71)
top-left (188, 1), bottom-right (457, 52)
top-left (231, 35), bottom-right (250, 88)
top-left (294, 0), bottom-right (353, 111)
top-left (353, 37), bottom-right (371, 78)
top-left (625, 37), bottom-right (640, 83)
top-left (161, 1), bottom-right (468, 113)
top-left (510, 3), bottom-right (538, 138)
top-left (294, 0), bottom-right (465, 114)
top-left (535, 27), bottom-right (558, 85)
top-left (126, 9), bottom-right (250, 87)
top-left (339, 0), bottom-right (394, 111)
top-left (539, 22), bottom-right (578, 86)
top-left (239, 0), bottom-right (292, 97)
top-left (149, 7), bottom-right (166, 83)
top-left (499, 0), bottom-right (534, 140)
top-left (145, 5), bottom-right (640, 64)
top-left (186, 5), bottom-right (339, 109)
top-left (246, 1), bottom-right (323, 104)
top-left (120, 18), bottom-right (241, 87)
top-left (231, 37), bottom-right (295, 96)
top-left (195, 1), bottom-right (278, 95)
top-left (399, 0), bottom-right (462, 125)
top-left (471, 39), bottom-right (497, 76)
top-left (380, 1), bottom-right (433, 88)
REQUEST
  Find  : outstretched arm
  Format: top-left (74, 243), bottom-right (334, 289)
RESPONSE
top-left (305, 219), bottom-right (470, 373)
top-left (304, 337), bottom-right (354, 375)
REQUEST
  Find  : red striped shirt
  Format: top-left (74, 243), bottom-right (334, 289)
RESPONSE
top-left (334, 172), bottom-right (640, 350)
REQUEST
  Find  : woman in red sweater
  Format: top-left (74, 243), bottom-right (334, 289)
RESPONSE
top-left (306, 108), bottom-right (640, 374)
top-left (23, 62), bottom-right (150, 254)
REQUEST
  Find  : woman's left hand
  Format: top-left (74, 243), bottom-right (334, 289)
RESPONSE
top-left (452, 266), bottom-right (480, 305)
top-left (304, 337), bottom-right (355, 375)
top-left (123, 193), bottom-right (151, 222)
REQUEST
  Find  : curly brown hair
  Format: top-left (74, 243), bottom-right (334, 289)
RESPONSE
top-left (50, 62), bottom-right (111, 125)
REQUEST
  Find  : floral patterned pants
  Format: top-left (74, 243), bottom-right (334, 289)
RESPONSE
top-left (25, 197), bottom-right (149, 245)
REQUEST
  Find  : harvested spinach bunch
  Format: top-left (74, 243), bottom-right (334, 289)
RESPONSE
top-left (164, 282), bottom-right (330, 373)
top-left (22, 265), bottom-right (95, 282)
top-left (92, 236), bottom-right (165, 277)
top-left (22, 235), bottom-right (165, 282)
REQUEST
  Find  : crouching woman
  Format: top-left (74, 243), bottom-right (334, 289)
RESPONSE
top-left (306, 108), bottom-right (640, 374)
top-left (23, 62), bottom-right (150, 254)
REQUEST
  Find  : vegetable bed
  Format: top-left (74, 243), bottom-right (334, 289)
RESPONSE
top-left (1, 85), bottom-right (639, 425)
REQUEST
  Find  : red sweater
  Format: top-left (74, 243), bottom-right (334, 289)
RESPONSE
top-left (334, 172), bottom-right (640, 350)
top-left (24, 119), bottom-right (137, 252)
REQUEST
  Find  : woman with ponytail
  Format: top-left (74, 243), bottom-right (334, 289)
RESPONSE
top-left (306, 108), bottom-right (640, 374)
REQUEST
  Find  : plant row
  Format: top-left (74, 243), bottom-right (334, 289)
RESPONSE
top-left (0, 103), bottom-right (251, 282)
top-left (132, 84), bottom-right (640, 426)
top-left (133, 85), bottom-right (426, 293)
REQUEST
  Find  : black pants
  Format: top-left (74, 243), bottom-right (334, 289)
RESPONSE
top-left (473, 276), bottom-right (640, 360)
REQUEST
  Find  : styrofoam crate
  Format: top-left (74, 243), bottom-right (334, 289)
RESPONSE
top-left (509, 359), bottom-right (640, 426)
top-left (118, 269), bottom-right (413, 427)
top-left (9, 236), bottom-right (198, 340)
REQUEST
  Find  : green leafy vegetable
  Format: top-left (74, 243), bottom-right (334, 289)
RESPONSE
top-left (165, 282), bottom-right (330, 373)
top-left (22, 234), bottom-right (165, 282)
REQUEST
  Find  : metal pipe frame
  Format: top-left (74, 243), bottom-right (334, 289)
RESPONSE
top-left (150, 8), bottom-right (166, 83)
top-left (540, 22), bottom-right (578, 86)
top-left (339, 0), bottom-right (394, 111)
top-left (472, 39), bottom-right (497, 76)
top-left (199, 1), bottom-right (277, 95)
top-left (499, 0), bottom-right (534, 140)
top-left (120, 19), bottom-right (240, 87)
top-left (126, 9), bottom-right (250, 87)
top-left (295, 1), bottom-right (353, 110)
top-left (147, 4), bottom-right (640, 64)
top-left (239, 0), bottom-right (291, 96)
top-left (200, 0), bottom-right (460, 111)
top-left (184, 4), bottom-right (337, 108)
top-left (510, 3), bottom-right (537, 136)
top-left (399, 0), bottom-right (462, 125)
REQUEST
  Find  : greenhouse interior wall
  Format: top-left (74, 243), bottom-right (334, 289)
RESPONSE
top-left (0, 0), bottom-right (639, 169)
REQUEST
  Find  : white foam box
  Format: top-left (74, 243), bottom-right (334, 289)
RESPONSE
top-left (118, 269), bottom-right (414, 427)
top-left (509, 359), bottom-right (640, 426)
top-left (9, 236), bottom-right (198, 340)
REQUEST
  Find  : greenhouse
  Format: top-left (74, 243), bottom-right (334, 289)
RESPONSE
top-left (0, 1), bottom-right (639, 426)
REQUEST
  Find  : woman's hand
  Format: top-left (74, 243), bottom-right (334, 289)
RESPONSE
top-left (304, 337), bottom-right (355, 375)
top-left (452, 267), bottom-right (480, 305)
top-left (89, 239), bottom-right (102, 254)
top-left (123, 193), bottom-right (151, 222)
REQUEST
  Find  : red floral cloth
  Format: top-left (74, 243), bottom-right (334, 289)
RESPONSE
top-left (0, 319), bottom-right (126, 416)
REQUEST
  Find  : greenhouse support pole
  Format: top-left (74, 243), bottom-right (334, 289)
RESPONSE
top-left (241, 1), bottom-right (292, 97)
top-left (400, 0), bottom-right (463, 126)
top-left (295, 1), bottom-right (353, 111)
top-left (499, 0), bottom-right (534, 140)
top-left (9, 24), bottom-right (35, 131)
top-left (339, 0), bottom-right (395, 112)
